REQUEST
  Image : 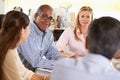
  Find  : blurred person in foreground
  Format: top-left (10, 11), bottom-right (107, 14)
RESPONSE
top-left (0, 10), bottom-right (50, 80)
top-left (56, 6), bottom-right (93, 57)
top-left (51, 16), bottom-right (120, 80)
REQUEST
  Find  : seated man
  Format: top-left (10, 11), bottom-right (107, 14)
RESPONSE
top-left (51, 16), bottom-right (120, 80)
top-left (18, 4), bottom-right (63, 72)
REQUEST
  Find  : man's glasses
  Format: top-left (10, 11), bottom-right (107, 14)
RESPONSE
top-left (39, 13), bottom-right (54, 22)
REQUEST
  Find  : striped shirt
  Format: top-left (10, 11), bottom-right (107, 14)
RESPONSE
top-left (18, 22), bottom-right (63, 70)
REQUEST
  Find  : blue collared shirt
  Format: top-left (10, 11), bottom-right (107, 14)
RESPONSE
top-left (51, 54), bottom-right (120, 80)
top-left (18, 22), bottom-right (63, 70)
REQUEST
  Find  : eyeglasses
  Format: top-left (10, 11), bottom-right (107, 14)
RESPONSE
top-left (39, 13), bottom-right (54, 22)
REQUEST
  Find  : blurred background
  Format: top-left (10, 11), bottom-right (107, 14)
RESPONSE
top-left (0, 0), bottom-right (120, 29)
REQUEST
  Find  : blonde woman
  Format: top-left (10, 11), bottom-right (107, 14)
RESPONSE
top-left (0, 11), bottom-right (50, 80)
top-left (56, 6), bottom-right (93, 57)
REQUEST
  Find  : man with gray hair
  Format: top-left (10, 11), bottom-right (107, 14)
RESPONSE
top-left (51, 16), bottom-right (120, 80)
top-left (18, 4), bottom-right (63, 73)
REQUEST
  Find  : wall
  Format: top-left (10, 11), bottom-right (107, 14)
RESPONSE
top-left (0, 0), bottom-right (5, 14)
top-left (4, 0), bottom-right (120, 20)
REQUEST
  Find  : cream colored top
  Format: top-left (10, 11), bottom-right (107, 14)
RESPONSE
top-left (3, 48), bottom-right (34, 80)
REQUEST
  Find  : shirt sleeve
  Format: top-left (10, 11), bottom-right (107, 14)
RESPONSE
top-left (56, 27), bottom-right (71, 52)
top-left (45, 32), bottom-right (63, 60)
top-left (18, 30), bottom-right (63, 70)
top-left (51, 58), bottom-right (80, 80)
top-left (18, 40), bottom-right (54, 69)
top-left (3, 49), bottom-right (34, 80)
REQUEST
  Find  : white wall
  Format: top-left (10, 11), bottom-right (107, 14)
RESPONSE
top-left (3, 0), bottom-right (120, 20)
top-left (0, 0), bottom-right (5, 14)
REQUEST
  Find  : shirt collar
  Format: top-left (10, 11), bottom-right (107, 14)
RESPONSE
top-left (30, 22), bottom-right (49, 35)
top-left (76, 29), bottom-right (87, 38)
top-left (83, 53), bottom-right (114, 69)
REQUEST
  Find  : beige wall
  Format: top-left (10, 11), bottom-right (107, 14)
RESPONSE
top-left (0, 0), bottom-right (5, 14)
top-left (3, 0), bottom-right (120, 20)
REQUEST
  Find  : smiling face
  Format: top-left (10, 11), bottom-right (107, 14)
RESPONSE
top-left (34, 7), bottom-right (53, 32)
top-left (79, 11), bottom-right (92, 27)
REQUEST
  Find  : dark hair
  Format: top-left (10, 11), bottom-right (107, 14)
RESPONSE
top-left (0, 10), bottom-right (29, 80)
top-left (88, 16), bottom-right (120, 59)
top-left (0, 14), bottom-right (4, 29)
top-left (36, 4), bottom-right (53, 14)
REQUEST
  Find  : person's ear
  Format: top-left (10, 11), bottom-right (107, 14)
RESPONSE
top-left (21, 28), bottom-right (25, 34)
top-left (85, 36), bottom-right (88, 49)
top-left (114, 52), bottom-right (120, 59)
top-left (34, 13), bottom-right (38, 20)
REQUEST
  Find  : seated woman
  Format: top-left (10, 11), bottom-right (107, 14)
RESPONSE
top-left (56, 6), bottom-right (93, 57)
top-left (0, 10), bottom-right (50, 80)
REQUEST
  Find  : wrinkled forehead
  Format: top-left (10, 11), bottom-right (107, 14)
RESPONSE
top-left (41, 8), bottom-right (53, 17)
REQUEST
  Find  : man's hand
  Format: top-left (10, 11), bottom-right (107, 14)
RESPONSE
top-left (60, 51), bottom-right (74, 57)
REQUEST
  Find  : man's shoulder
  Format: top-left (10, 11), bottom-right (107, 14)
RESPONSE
top-left (55, 58), bottom-right (79, 68)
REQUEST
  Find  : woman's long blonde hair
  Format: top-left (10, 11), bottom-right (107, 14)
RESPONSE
top-left (74, 6), bottom-right (93, 41)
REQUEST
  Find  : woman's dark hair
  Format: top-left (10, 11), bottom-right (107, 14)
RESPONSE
top-left (0, 10), bottom-right (29, 80)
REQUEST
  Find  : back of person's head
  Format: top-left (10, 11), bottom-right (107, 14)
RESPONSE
top-left (87, 16), bottom-right (120, 60)
top-left (36, 4), bottom-right (53, 14)
top-left (1, 10), bottom-right (29, 47)
top-left (0, 10), bottom-right (29, 80)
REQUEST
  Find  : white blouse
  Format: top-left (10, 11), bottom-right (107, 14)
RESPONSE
top-left (56, 27), bottom-right (88, 56)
